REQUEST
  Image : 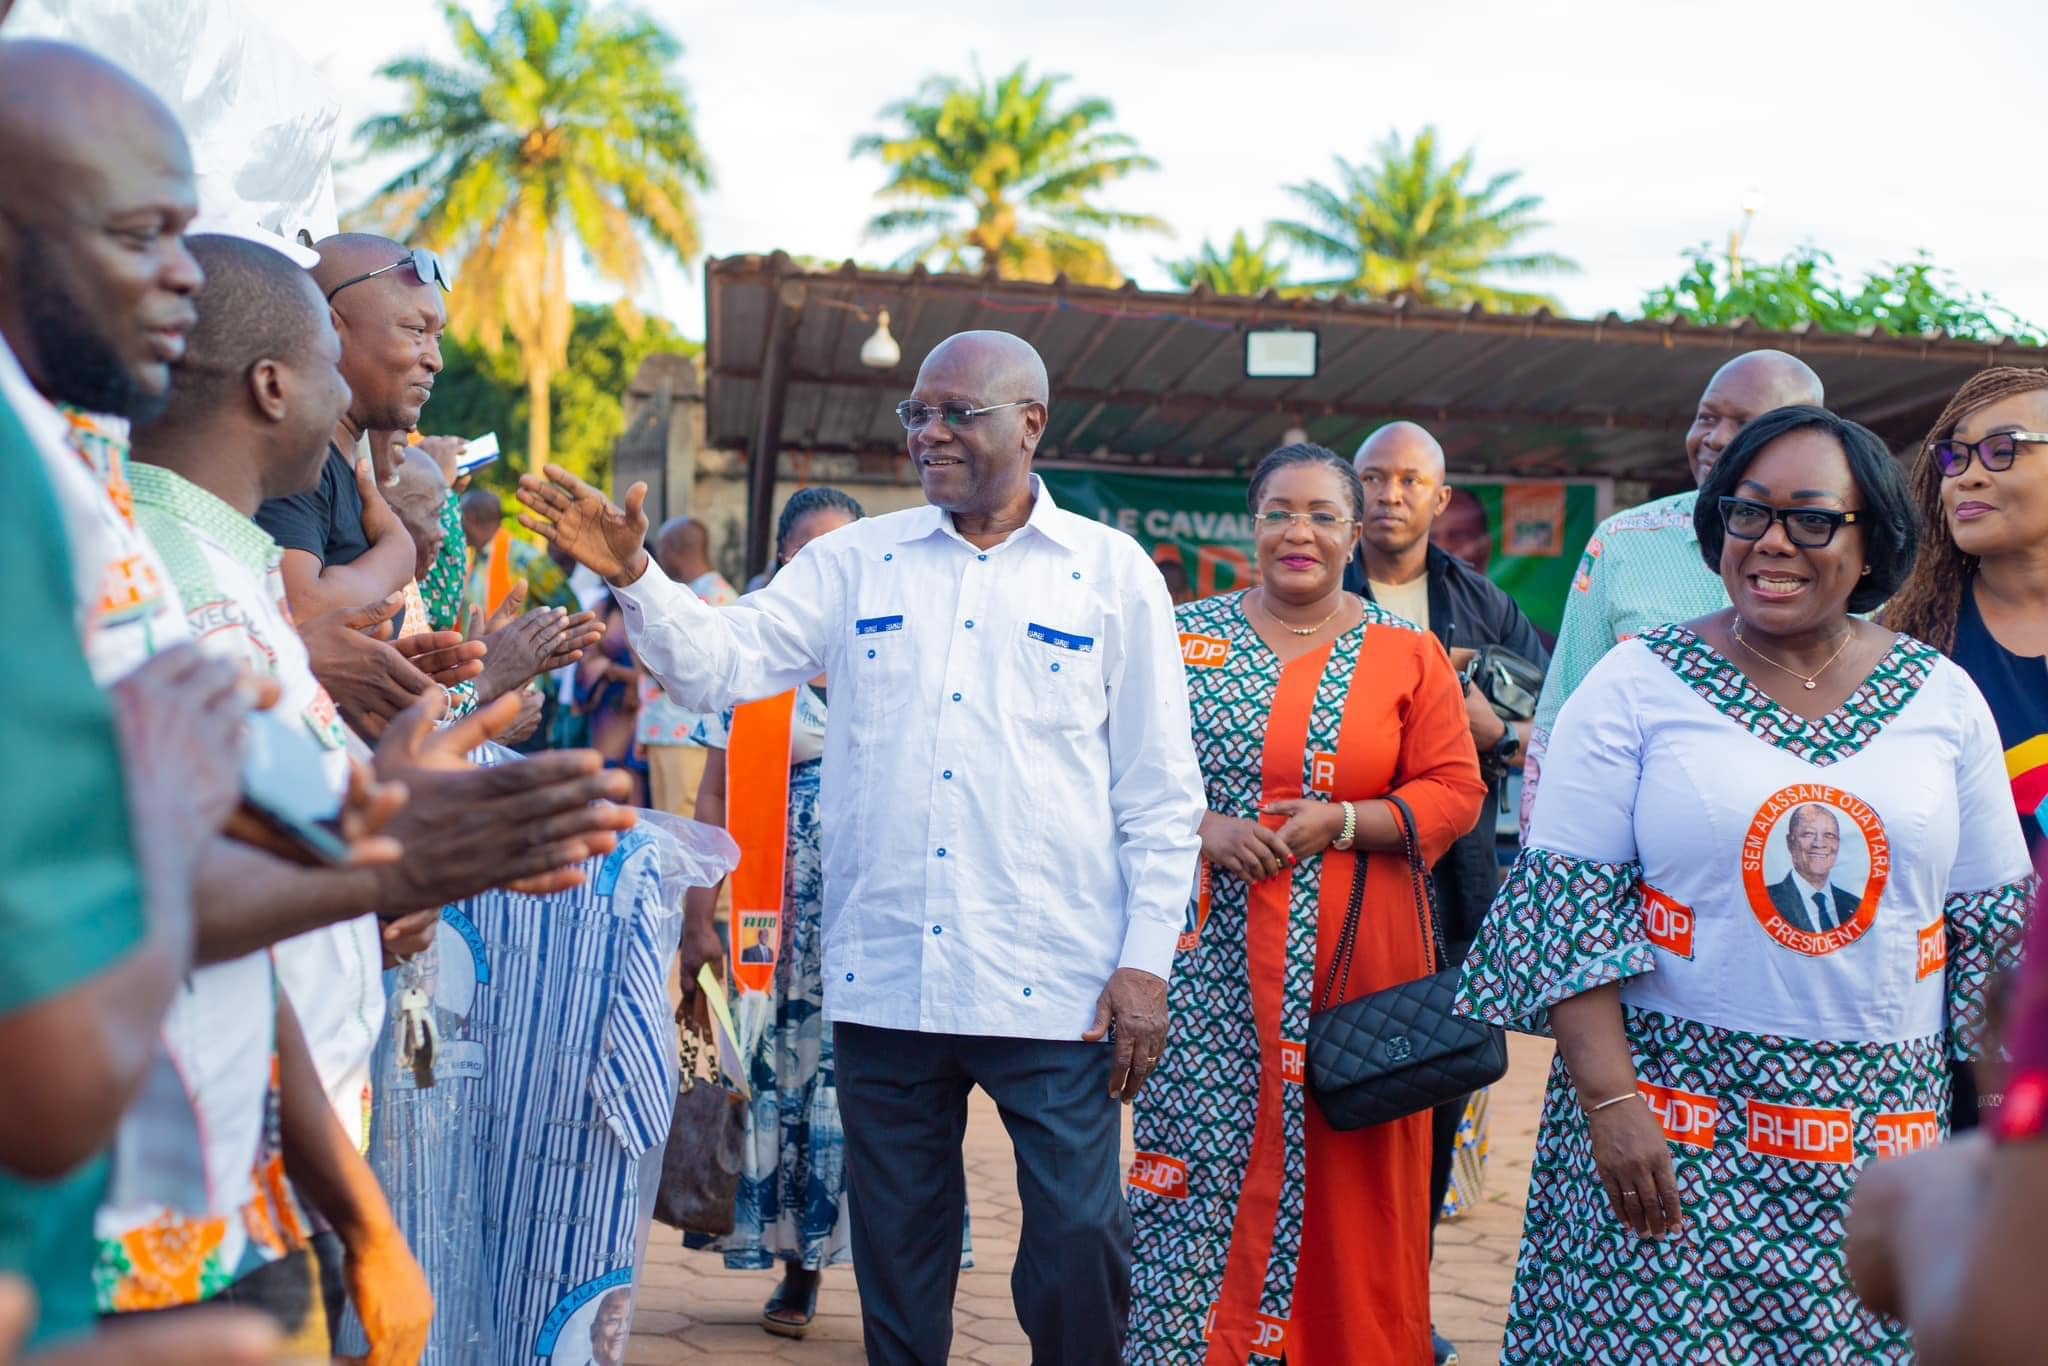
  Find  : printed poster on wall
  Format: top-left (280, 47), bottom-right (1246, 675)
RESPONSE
top-left (1039, 468), bottom-right (1605, 635)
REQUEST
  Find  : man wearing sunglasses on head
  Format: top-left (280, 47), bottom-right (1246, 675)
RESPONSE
top-left (1521, 349), bottom-right (1824, 838)
top-left (519, 330), bottom-right (1206, 1365)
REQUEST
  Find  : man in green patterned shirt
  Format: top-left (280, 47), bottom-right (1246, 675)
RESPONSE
top-left (1521, 350), bottom-right (1824, 833)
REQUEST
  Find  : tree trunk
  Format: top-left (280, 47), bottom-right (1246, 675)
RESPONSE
top-left (526, 361), bottom-right (552, 474)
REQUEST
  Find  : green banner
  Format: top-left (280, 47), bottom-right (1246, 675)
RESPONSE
top-left (1039, 467), bottom-right (1602, 635)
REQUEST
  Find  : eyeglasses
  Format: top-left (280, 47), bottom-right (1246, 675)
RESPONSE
top-left (1718, 496), bottom-right (1861, 548)
top-left (324, 248), bottom-right (453, 303)
top-left (895, 399), bottom-right (1036, 431)
top-left (1931, 430), bottom-right (2048, 478)
top-left (1254, 509), bottom-right (1359, 534)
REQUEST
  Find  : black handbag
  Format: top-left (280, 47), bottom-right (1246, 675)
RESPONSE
top-left (1305, 794), bottom-right (1509, 1131)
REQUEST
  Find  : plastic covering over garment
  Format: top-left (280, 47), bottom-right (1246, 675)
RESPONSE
top-left (338, 799), bottom-right (739, 1364)
top-left (8, 0), bottom-right (342, 243)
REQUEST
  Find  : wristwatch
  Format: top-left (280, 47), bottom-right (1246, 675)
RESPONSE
top-left (1332, 800), bottom-right (1358, 852)
top-left (1490, 730), bottom-right (1521, 766)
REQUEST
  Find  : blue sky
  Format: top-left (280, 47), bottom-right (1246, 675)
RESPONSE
top-left (259, 0), bottom-right (2048, 341)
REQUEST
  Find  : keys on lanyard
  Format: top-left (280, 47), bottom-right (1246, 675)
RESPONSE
top-left (395, 979), bottom-right (439, 1090)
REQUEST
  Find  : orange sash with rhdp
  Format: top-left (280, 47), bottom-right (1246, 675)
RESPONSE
top-left (726, 690), bottom-right (797, 995)
top-left (483, 527), bottom-right (515, 618)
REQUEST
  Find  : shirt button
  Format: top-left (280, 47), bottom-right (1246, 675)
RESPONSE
top-left (936, 848), bottom-right (947, 858)
top-left (942, 769), bottom-right (953, 780)
top-left (965, 620), bottom-right (974, 629)
top-left (884, 552), bottom-right (894, 561)
top-left (1072, 571), bottom-right (1081, 580)
top-left (952, 692), bottom-right (962, 702)
top-left (977, 553), bottom-right (988, 561)
top-left (1022, 987), bottom-right (1033, 997)
top-left (932, 925), bottom-right (943, 936)
top-left (1051, 662), bottom-right (1061, 673)
top-left (845, 972), bottom-right (855, 982)
top-left (867, 648), bottom-right (877, 659)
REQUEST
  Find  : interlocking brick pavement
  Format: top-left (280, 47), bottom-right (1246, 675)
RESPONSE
top-left (627, 1032), bottom-right (1549, 1364)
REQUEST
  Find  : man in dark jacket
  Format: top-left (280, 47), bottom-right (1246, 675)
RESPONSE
top-left (1344, 421), bottom-right (1549, 1366)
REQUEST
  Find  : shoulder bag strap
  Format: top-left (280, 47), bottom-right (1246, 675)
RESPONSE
top-left (1386, 793), bottom-right (1448, 974)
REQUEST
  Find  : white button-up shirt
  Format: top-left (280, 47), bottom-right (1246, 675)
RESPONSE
top-left (615, 477), bottom-right (1204, 1040)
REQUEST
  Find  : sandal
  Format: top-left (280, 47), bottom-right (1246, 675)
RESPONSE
top-left (761, 1272), bottom-right (819, 1339)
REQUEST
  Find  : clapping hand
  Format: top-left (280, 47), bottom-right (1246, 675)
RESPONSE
top-left (516, 465), bottom-right (650, 585)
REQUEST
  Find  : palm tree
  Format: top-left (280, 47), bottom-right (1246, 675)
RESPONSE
top-left (852, 63), bottom-right (1165, 286)
top-left (354, 0), bottom-right (711, 472)
top-left (1162, 230), bottom-right (1291, 296)
top-left (1271, 127), bottom-right (1576, 312)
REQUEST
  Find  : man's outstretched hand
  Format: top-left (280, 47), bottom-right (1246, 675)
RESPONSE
top-left (516, 466), bottom-right (650, 586)
top-left (1083, 967), bottom-right (1170, 1104)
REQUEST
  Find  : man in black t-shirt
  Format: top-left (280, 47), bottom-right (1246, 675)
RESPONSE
top-left (254, 441), bottom-right (373, 572)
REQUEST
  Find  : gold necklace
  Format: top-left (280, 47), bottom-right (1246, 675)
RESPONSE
top-left (1731, 620), bottom-right (1855, 690)
top-left (1258, 591), bottom-right (1347, 636)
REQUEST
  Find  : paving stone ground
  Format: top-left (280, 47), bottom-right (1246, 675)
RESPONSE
top-left (627, 1032), bottom-right (1550, 1364)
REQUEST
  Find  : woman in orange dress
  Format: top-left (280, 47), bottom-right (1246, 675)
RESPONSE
top-left (1126, 443), bottom-right (1486, 1364)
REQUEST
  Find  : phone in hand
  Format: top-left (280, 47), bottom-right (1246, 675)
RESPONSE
top-left (226, 708), bottom-right (350, 866)
top-left (456, 431), bottom-right (500, 475)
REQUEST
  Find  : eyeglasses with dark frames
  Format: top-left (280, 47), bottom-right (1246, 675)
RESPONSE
top-left (1717, 496), bottom-right (1861, 549)
top-left (1931, 430), bottom-right (2048, 478)
top-left (324, 247), bottom-right (453, 303)
top-left (895, 399), bottom-right (1036, 432)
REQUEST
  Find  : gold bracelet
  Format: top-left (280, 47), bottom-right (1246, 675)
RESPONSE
top-left (1338, 800), bottom-right (1357, 850)
top-left (1584, 1091), bottom-right (1642, 1115)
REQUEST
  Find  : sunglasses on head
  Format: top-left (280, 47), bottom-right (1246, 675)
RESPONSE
top-left (1931, 430), bottom-right (2048, 478)
top-left (1718, 495), bottom-right (1860, 549)
top-left (324, 248), bottom-right (453, 303)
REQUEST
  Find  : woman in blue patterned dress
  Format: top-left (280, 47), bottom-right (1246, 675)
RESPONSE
top-left (678, 489), bottom-right (919, 1338)
top-left (1457, 406), bottom-right (2034, 1363)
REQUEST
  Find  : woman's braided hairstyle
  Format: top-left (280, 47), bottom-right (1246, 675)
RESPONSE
top-left (1884, 367), bottom-right (2048, 652)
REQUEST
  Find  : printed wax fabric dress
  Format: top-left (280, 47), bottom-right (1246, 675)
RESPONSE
top-left (1457, 627), bottom-right (2034, 1363)
top-left (1127, 593), bottom-right (1486, 1366)
top-left (339, 805), bottom-right (730, 1364)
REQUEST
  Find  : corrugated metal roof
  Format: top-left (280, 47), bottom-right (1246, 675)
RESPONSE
top-left (703, 253), bottom-right (2043, 485)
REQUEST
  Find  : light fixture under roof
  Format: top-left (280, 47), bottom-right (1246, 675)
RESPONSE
top-left (860, 309), bottom-right (901, 369)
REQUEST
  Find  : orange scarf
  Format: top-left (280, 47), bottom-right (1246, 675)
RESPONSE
top-left (725, 690), bottom-right (797, 994)
top-left (482, 526), bottom-right (515, 618)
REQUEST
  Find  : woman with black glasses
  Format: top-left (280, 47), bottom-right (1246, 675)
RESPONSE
top-left (1457, 406), bottom-right (2033, 1363)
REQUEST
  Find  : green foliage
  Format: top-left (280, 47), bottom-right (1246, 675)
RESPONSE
top-left (852, 62), bottom-right (1164, 285)
top-left (428, 303), bottom-right (696, 500)
top-left (1271, 126), bottom-right (1576, 312)
top-left (353, 0), bottom-right (712, 469)
top-left (1639, 245), bottom-right (2043, 344)
top-left (1161, 230), bottom-right (1290, 296)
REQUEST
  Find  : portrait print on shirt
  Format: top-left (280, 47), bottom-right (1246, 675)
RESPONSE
top-left (537, 1275), bottom-right (634, 1366)
top-left (1741, 784), bottom-right (1890, 956)
top-left (733, 909), bottom-right (781, 994)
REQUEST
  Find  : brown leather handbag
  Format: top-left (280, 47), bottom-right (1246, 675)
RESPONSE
top-left (652, 1027), bottom-right (746, 1235)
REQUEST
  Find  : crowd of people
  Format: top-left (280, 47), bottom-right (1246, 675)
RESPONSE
top-left (3, 17), bottom-right (2047, 1366)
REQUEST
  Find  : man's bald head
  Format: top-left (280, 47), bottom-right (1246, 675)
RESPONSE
top-left (1353, 421), bottom-right (1446, 481)
top-left (0, 40), bottom-right (202, 418)
top-left (655, 516), bottom-right (712, 581)
top-left (313, 232), bottom-right (448, 434)
top-left (906, 331), bottom-right (1050, 523)
top-left (1687, 349), bottom-right (1826, 486)
top-left (460, 487), bottom-right (502, 545)
top-left (1354, 419), bottom-right (1454, 565)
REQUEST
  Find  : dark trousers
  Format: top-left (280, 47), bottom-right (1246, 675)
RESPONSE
top-left (836, 1023), bottom-right (1130, 1366)
top-left (1428, 1092), bottom-right (1465, 1245)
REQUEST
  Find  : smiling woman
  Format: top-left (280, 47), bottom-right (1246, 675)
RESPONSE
top-left (1456, 404), bottom-right (2034, 1363)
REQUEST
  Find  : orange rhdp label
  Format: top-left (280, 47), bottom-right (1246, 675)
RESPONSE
top-left (1278, 1040), bottom-right (1305, 1086)
top-left (1640, 883), bottom-right (1695, 960)
top-left (1203, 1304), bottom-right (1288, 1353)
top-left (1309, 752), bottom-right (1337, 796)
top-left (1917, 919), bottom-right (1948, 981)
top-left (1179, 862), bottom-right (1213, 953)
top-left (1128, 1151), bottom-right (1189, 1200)
top-left (1747, 1100), bottom-right (1856, 1165)
top-left (1637, 1081), bottom-right (1719, 1150)
top-left (1873, 1110), bottom-right (1941, 1160)
top-left (1181, 633), bottom-right (1232, 670)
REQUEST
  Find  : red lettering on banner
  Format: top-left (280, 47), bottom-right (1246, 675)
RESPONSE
top-left (1278, 1041), bottom-right (1305, 1086)
top-left (1874, 1110), bottom-right (1940, 1160)
top-left (1638, 1081), bottom-right (1718, 1149)
top-left (1640, 884), bottom-right (1695, 960)
top-left (1181, 633), bottom-right (1232, 670)
top-left (1309, 752), bottom-right (1337, 796)
top-left (1128, 1151), bottom-right (1188, 1200)
top-left (1747, 1100), bottom-right (1855, 1165)
top-left (1917, 920), bottom-right (1948, 980)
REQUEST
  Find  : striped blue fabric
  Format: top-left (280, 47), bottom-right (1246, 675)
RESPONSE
top-left (339, 822), bottom-right (685, 1364)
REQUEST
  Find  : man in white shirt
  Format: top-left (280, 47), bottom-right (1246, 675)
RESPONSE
top-left (519, 330), bottom-right (1206, 1364)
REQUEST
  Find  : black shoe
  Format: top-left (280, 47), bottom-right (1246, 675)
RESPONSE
top-left (1432, 1328), bottom-right (1461, 1365)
